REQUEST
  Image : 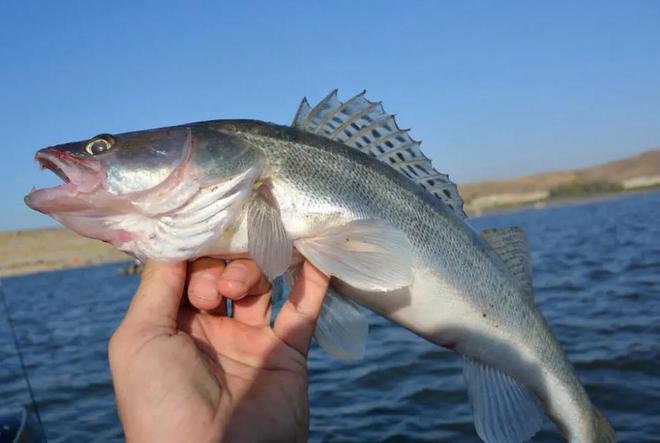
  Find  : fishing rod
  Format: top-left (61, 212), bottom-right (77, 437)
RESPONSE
top-left (0, 279), bottom-right (48, 443)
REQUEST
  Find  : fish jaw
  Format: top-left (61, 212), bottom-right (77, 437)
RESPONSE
top-left (25, 147), bottom-right (138, 244)
top-left (52, 212), bottom-right (134, 245)
top-left (25, 148), bottom-right (105, 214)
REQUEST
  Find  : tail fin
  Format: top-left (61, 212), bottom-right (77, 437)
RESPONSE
top-left (594, 407), bottom-right (617, 443)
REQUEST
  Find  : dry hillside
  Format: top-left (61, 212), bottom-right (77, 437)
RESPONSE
top-left (459, 149), bottom-right (660, 214)
top-left (0, 228), bottom-right (129, 277)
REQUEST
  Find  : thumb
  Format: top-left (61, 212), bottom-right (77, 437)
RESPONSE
top-left (125, 260), bottom-right (187, 329)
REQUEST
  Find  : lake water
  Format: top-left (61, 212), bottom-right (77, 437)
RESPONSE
top-left (1, 191), bottom-right (659, 442)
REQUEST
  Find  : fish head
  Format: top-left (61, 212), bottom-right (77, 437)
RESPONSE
top-left (26, 128), bottom-right (191, 210)
top-left (25, 124), bottom-right (263, 258)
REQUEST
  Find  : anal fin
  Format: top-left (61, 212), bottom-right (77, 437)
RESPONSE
top-left (463, 357), bottom-right (544, 443)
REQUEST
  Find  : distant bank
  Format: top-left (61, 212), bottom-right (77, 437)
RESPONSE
top-left (459, 148), bottom-right (660, 215)
top-left (0, 229), bottom-right (129, 277)
top-left (2, 148), bottom-right (659, 277)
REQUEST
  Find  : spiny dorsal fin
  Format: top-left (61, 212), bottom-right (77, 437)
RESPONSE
top-left (292, 90), bottom-right (466, 218)
top-left (292, 97), bottom-right (312, 128)
top-left (481, 227), bottom-right (533, 296)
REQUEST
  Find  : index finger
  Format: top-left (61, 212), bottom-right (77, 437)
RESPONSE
top-left (124, 260), bottom-right (187, 329)
top-left (273, 261), bottom-right (329, 355)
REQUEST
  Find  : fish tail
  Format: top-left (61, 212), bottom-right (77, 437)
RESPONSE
top-left (593, 406), bottom-right (617, 443)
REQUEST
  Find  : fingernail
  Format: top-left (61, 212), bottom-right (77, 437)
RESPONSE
top-left (222, 263), bottom-right (248, 283)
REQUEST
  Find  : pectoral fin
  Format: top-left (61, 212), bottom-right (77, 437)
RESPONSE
top-left (247, 183), bottom-right (292, 280)
top-left (294, 219), bottom-right (413, 291)
top-left (463, 357), bottom-right (544, 443)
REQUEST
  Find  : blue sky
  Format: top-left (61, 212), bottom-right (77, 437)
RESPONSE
top-left (1, 1), bottom-right (659, 231)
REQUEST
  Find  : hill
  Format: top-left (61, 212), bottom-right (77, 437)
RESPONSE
top-left (459, 149), bottom-right (660, 215)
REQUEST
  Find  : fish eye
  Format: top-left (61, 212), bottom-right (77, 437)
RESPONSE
top-left (85, 134), bottom-right (115, 155)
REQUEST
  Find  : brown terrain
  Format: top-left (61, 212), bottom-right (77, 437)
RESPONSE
top-left (0, 229), bottom-right (129, 277)
top-left (459, 149), bottom-right (660, 215)
top-left (1, 148), bottom-right (658, 277)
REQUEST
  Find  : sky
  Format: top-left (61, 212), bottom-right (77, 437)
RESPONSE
top-left (1, 1), bottom-right (659, 231)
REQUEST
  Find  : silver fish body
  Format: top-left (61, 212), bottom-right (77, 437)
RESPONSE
top-left (203, 120), bottom-right (607, 442)
top-left (26, 102), bottom-right (616, 442)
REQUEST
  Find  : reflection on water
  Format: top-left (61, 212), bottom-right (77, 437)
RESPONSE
top-left (2, 191), bottom-right (659, 442)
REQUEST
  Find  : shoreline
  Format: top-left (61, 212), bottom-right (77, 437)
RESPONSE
top-left (2, 188), bottom-right (659, 278)
top-left (468, 187), bottom-right (660, 217)
top-left (0, 228), bottom-right (130, 278)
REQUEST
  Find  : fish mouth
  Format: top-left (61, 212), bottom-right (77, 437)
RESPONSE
top-left (38, 154), bottom-right (71, 183)
top-left (25, 148), bottom-right (104, 213)
top-left (36, 149), bottom-right (103, 187)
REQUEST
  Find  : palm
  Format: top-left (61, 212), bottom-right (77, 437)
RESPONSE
top-left (110, 259), bottom-right (328, 443)
top-left (174, 308), bottom-right (309, 442)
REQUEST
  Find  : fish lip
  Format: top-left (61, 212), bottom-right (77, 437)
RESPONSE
top-left (25, 148), bottom-right (104, 213)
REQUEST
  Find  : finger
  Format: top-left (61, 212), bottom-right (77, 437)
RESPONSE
top-left (125, 260), bottom-right (187, 328)
top-left (187, 257), bottom-right (226, 312)
top-left (217, 260), bottom-right (271, 300)
top-left (273, 261), bottom-right (329, 355)
top-left (232, 284), bottom-right (273, 328)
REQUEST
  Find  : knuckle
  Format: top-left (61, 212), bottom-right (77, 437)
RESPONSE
top-left (108, 331), bottom-right (123, 359)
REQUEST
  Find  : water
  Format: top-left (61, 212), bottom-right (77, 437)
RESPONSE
top-left (2, 191), bottom-right (659, 442)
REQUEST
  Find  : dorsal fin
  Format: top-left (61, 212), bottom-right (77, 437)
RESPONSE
top-left (481, 227), bottom-right (533, 296)
top-left (292, 90), bottom-right (466, 218)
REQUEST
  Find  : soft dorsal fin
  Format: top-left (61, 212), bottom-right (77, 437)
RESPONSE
top-left (481, 227), bottom-right (533, 296)
top-left (292, 90), bottom-right (466, 218)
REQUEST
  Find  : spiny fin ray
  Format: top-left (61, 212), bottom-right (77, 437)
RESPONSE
top-left (292, 90), bottom-right (466, 218)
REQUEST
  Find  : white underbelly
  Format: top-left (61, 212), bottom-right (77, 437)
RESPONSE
top-left (334, 266), bottom-right (547, 388)
top-left (332, 265), bottom-right (481, 347)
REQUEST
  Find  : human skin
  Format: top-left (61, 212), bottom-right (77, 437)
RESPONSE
top-left (108, 258), bottom-right (330, 443)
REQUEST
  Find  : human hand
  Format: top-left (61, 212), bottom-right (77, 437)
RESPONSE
top-left (109, 258), bottom-right (329, 443)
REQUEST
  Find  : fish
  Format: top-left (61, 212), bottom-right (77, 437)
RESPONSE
top-left (25, 90), bottom-right (616, 443)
